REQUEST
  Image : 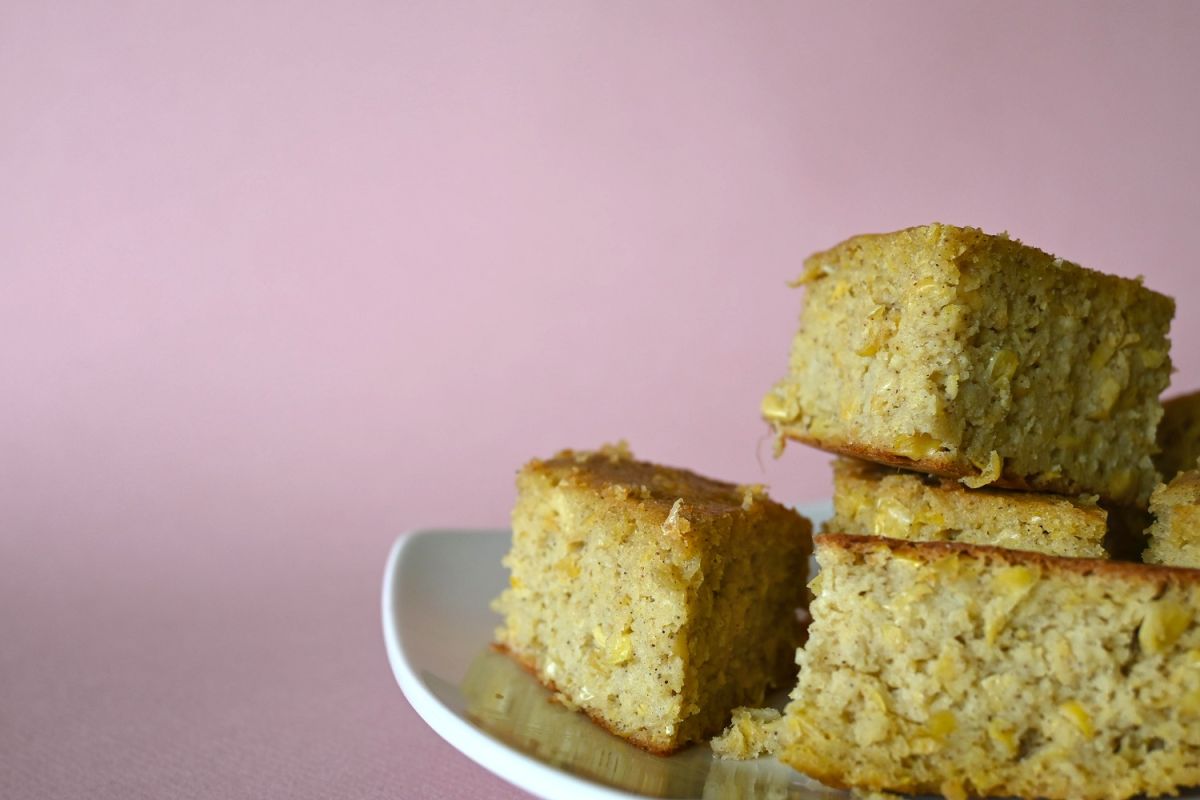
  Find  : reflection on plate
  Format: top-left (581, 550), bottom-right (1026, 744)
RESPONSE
top-left (383, 501), bottom-right (838, 800)
top-left (462, 647), bottom-right (712, 796)
top-left (461, 647), bottom-right (841, 799)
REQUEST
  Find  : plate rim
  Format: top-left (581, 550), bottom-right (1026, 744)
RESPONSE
top-left (381, 528), bottom-right (648, 800)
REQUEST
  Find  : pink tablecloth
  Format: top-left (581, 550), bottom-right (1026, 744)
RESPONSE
top-left (2, 517), bottom-right (529, 800)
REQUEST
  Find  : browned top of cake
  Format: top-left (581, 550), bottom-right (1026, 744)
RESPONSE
top-left (1159, 469), bottom-right (1200, 499)
top-left (523, 443), bottom-right (776, 523)
top-left (806, 224), bottom-right (1160, 296)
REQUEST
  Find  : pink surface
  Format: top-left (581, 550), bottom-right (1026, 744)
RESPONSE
top-left (3, 2), bottom-right (1199, 798)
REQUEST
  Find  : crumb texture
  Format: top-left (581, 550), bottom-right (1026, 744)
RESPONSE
top-left (827, 457), bottom-right (1108, 558)
top-left (710, 707), bottom-right (784, 760)
top-left (493, 445), bottom-right (812, 753)
top-left (762, 223), bottom-right (1174, 505)
top-left (1145, 470), bottom-right (1200, 568)
top-left (780, 534), bottom-right (1200, 800)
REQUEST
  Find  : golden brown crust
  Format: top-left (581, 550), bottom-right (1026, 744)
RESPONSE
top-left (816, 532), bottom-right (1200, 584)
top-left (807, 223), bottom-right (1153, 293)
top-left (524, 444), bottom-right (781, 521)
top-left (788, 431), bottom-right (1109, 500)
top-left (1159, 469), bottom-right (1200, 498)
top-left (492, 643), bottom-right (684, 755)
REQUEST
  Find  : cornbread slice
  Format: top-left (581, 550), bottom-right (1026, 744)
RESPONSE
top-left (828, 457), bottom-right (1108, 558)
top-left (1145, 469), bottom-right (1200, 568)
top-left (762, 224), bottom-right (1174, 505)
top-left (492, 444), bottom-right (813, 754)
top-left (781, 534), bottom-right (1200, 800)
top-left (1157, 391), bottom-right (1200, 483)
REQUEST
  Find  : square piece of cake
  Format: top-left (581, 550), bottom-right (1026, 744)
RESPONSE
top-left (492, 444), bottom-right (812, 754)
top-left (762, 224), bottom-right (1174, 505)
top-left (827, 457), bottom-right (1109, 558)
top-left (1145, 469), bottom-right (1200, 568)
top-left (781, 534), bottom-right (1200, 800)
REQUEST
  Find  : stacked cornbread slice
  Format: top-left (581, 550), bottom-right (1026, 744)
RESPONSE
top-left (1146, 391), bottom-right (1200, 567)
top-left (1146, 465), bottom-right (1200, 569)
top-left (763, 224), bottom-right (1174, 559)
top-left (762, 223), bottom-right (1173, 507)
top-left (784, 535), bottom-right (1200, 800)
top-left (828, 457), bottom-right (1109, 558)
top-left (746, 225), bottom-right (1200, 798)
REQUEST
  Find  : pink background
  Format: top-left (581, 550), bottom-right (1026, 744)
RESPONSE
top-left (4, 3), bottom-right (1199, 798)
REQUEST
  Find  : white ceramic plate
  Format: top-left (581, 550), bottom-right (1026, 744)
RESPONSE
top-left (381, 501), bottom-right (839, 800)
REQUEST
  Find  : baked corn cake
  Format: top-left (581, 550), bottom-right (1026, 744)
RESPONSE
top-left (492, 444), bottom-right (813, 754)
top-left (781, 534), bottom-right (1200, 800)
top-left (762, 224), bottom-right (1174, 505)
top-left (828, 457), bottom-right (1108, 558)
top-left (1145, 469), bottom-right (1200, 568)
top-left (1157, 390), bottom-right (1200, 483)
